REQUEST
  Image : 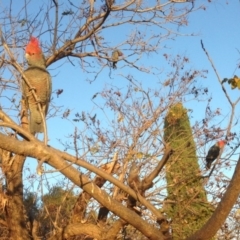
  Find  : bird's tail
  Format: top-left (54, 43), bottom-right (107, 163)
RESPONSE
top-left (206, 161), bottom-right (211, 169)
top-left (29, 108), bottom-right (44, 134)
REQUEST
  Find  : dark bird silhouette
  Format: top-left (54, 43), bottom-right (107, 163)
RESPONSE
top-left (206, 140), bottom-right (225, 169)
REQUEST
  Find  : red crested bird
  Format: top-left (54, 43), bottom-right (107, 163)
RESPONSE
top-left (25, 36), bottom-right (46, 68)
top-left (112, 50), bottom-right (123, 69)
top-left (206, 140), bottom-right (225, 169)
top-left (22, 37), bottom-right (52, 134)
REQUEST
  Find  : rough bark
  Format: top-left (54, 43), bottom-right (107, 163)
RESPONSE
top-left (0, 102), bottom-right (33, 239)
top-left (2, 153), bottom-right (32, 240)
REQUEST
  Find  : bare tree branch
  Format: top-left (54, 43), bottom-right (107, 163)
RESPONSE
top-left (187, 155), bottom-right (240, 240)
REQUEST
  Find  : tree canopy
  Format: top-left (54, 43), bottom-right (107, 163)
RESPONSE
top-left (0, 1), bottom-right (240, 240)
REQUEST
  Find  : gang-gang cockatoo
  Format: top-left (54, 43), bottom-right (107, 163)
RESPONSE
top-left (22, 37), bottom-right (52, 134)
top-left (206, 140), bottom-right (225, 169)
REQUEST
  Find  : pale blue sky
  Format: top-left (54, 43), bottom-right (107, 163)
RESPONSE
top-left (46, 0), bottom-right (240, 145)
top-left (1, 0), bottom-right (240, 189)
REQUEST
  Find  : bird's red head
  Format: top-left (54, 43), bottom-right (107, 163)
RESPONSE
top-left (25, 36), bottom-right (42, 55)
top-left (218, 140), bottom-right (226, 148)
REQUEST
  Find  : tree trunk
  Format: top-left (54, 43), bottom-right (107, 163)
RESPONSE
top-left (3, 153), bottom-right (32, 240)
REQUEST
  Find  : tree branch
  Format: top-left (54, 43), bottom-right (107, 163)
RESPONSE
top-left (142, 144), bottom-right (172, 190)
top-left (187, 155), bottom-right (240, 240)
top-left (0, 133), bottom-right (166, 240)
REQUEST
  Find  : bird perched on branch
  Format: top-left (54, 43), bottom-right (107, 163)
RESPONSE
top-left (22, 37), bottom-right (52, 134)
top-left (206, 140), bottom-right (226, 169)
top-left (112, 50), bottom-right (123, 69)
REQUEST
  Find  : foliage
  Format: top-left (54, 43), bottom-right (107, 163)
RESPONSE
top-left (39, 187), bottom-right (76, 238)
top-left (222, 75), bottom-right (240, 90)
top-left (164, 103), bottom-right (212, 239)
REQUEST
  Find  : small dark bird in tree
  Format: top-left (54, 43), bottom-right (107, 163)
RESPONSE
top-left (112, 50), bottom-right (123, 69)
top-left (206, 140), bottom-right (226, 169)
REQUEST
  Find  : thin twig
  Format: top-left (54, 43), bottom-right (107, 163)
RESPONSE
top-left (52, 0), bottom-right (58, 53)
top-left (201, 40), bottom-right (233, 107)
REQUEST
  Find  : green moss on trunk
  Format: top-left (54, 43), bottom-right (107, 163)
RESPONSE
top-left (164, 103), bottom-right (212, 239)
